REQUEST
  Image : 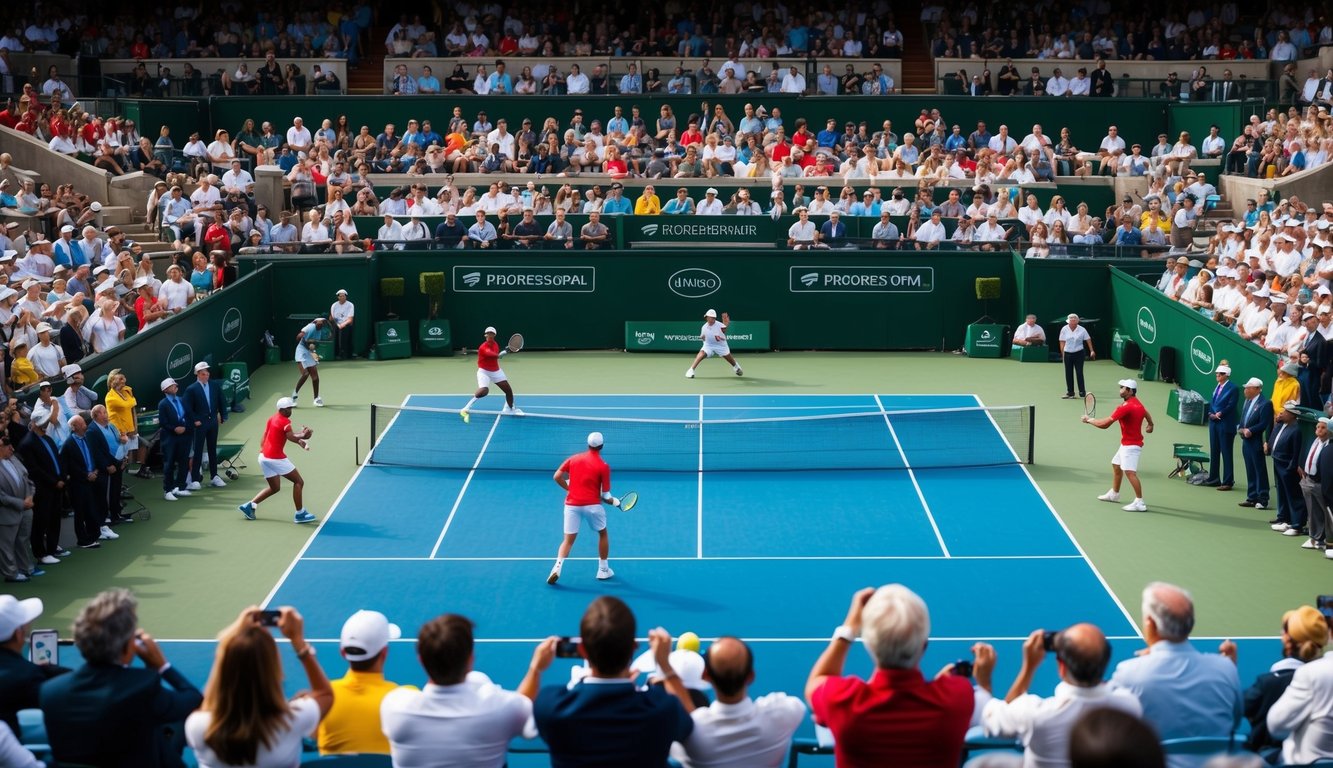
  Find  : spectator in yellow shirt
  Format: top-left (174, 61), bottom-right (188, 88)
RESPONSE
top-left (317, 610), bottom-right (412, 756)
top-left (7, 339), bottom-right (37, 389)
top-left (634, 185), bottom-right (662, 215)
top-left (1272, 361), bottom-right (1301, 416)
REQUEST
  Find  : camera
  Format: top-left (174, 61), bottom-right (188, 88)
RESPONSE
top-left (555, 636), bottom-right (581, 658)
top-left (258, 610), bottom-right (282, 627)
top-left (951, 660), bottom-right (974, 677)
top-left (1042, 630), bottom-right (1059, 651)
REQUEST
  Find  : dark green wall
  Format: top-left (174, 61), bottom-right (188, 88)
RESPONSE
top-left (1012, 254), bottom-right (1165, 349)
top-left (1167, 101), bottom-right (1264, 151)
top-left (119, 99), bottom-right (210, 149)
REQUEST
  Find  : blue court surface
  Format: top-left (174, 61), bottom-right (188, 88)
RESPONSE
top-left (152, 393), bottom-right (1278, 760)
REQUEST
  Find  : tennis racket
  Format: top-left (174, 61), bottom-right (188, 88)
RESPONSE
top-left (1084, 393), bottom-right (1097, 419)
top-left (618, 491), bottom-right (639, 511)
top-left (507, 333), bottom-right (524, 353)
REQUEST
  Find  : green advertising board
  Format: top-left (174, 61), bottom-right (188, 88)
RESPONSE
top-left (965, 324), bottom-right (1008, 358)
top-left (623, 218), bottom-right (782, 247)
top-left (624, 321), bottom-right (771, 352)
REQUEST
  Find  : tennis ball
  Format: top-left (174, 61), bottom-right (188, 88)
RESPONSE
top-left (677, 632), bottom-right (700, 653)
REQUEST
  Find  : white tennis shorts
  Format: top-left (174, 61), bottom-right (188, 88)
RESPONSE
top-left (1112, 444), bottom-right (1142, 472)
top-left (700, 344), bottom-right (730, 358)
top-left (564, 503), bottom-right (607, 535)
top-left (259, 455), bottom-right (297, 478)
top-left (476, 368), bottom-right (508, 388)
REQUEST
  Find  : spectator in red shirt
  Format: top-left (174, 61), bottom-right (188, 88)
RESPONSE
top-left (680, 121), bottom-right (704, 148)
top-left (201, 211), bottom-right (230, 253)
top-left (805, 585), bottom-right (975, 768)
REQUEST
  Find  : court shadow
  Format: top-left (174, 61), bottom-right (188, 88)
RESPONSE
top-left (1138, 507), bottom-right (1266, 531)
top-left (314, 520), bottom-right (393, 538)
top-left (605, 581), bottom-right (730, 614)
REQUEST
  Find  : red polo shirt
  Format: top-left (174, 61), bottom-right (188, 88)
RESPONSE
top-left (811, 668), bottom-right (973, 768)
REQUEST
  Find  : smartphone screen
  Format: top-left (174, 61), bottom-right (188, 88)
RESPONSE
top-left (29, 629), bottom-right (58, 666)
top-left (258, 610), bottom-right (282, 627)
top-left (555, 637), bottom-right (581, 658)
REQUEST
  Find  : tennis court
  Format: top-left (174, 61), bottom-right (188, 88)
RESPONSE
top-left (254, 393), bottom-right (1143, 732)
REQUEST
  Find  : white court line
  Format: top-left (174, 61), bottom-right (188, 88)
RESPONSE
top-left (299, 554), bottom-right (1086, 562)
top-left (429, 412), bottom-right (504, 559)
top-left (697, 394), bottom-right (704, 559)
top-left (972, 394), bottom-right (1143, 638)
top-left (261, 394), bottom-right (412, 607)
top-left (875, 394), bottom-right (950, 557)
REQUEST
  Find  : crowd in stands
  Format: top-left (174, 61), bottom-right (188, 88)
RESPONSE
top-left (3, 581), bottom-right (1332, 767)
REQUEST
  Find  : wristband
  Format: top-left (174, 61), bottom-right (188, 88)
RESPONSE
top-left (832, 625), bottom-right (856, 644)
top-left (295, 644), bottom-right (316, 659)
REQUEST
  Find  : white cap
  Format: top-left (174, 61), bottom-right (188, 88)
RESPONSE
top-left (0, 595), bottom-right (42, 640)
top-left (484, 326), bottom-right (497, 334)
top-left (1244, 377), bottom-right (1264, 388)
top-left (1285, 400), bottom-right (1303, 413)
top-left (1117, 379), bottom-right (1138, 390)
top-left (160, 377), bottom-right (176, 391)
top-left (61, 363), bottom-right (81, 379)
top-left (1216, 364), bottom-right (1231, 374)
top-left (132, 276), bottom-right (149, 289)
top-left (276, 396), bottom-right (296, 409)
top-left (336, 289), bottom-right (348, 296)
top-left (60, 224), bottom-right (75, 234)
top-left (34, 322), bottom-right (51, 334)
top-left (705, 309), bottom-right (718, 318)
top-left (339, 609), bottom-right (402, 661)
top-left (705, 187), bottom-right (718, 195)
top-left (587, 431), bottom-right (604, 448)
top-left (90, 201), bottom-right (102, 212)
top-left (93, 265), bottom-right (109, 275)
top-left (1319, 286), bottom-right (1333, 296)
top-left (193, 361), bottom-right (210, 373)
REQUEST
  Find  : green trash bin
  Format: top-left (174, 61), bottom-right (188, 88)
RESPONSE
top-left (221, 362), bottom-right (250, 403)
top-left (964, 324), bottom-right (1008, 358)
top-left (1111, 330), bottom-right (1126, 365)
top-left (418, 319), bottom-right (453, 356)
top-left (376, 320), bottom-right (412, 360)
top-left (220, 379), bottom-right (235, 412)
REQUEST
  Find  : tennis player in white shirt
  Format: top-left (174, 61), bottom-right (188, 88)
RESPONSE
top-left (685, 310), bottom-right (743, 378)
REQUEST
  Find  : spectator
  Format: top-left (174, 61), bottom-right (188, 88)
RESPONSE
top-left (978, 624), bottom-right (1142, 767)
top-left (805, 585), bottom-right (974, 767)
top-left (1223, 604), bottom-right (1330, 757)
top-left (0, 429), bottom-right (37, 583)
top-left (0, 596), bottom-right (67, 734)
top-left (41, 588), bottom-right (202, 767)
top-left (671, 635), bottom-right (806, 767)
top-left (1265, 605), bottom-right (1333, 764)
top-left (312, 609), bottom-right (406, 755)
top-left (186, 606), bottom-right (333, 767)
top-left (1110, 582), bottom-right (1242, 767)
top-left (382, 613), bottom-right (556, 764)
top-left (534, 596), bottom-right (693, 765)
top-left (1068, 708), bottom-right (1166, 768)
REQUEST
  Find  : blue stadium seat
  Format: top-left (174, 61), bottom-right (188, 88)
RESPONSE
top-left (1158, 736), bottom-right (1236, 756)
top-left (787, 736), bottom-right (835, 767)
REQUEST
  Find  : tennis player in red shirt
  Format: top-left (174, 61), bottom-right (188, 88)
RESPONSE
top-left (460, 326), bottom-right (520, 423)
top-left (548, 431), bottom-right (621, 585)
top-left (238, 396), bottom-right (317, 524)
top-left (1084, 378), bottom-right (1154, 512)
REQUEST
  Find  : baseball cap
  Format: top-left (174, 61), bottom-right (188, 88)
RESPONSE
top-left (276, 396), bottom-right (295, 409)
top-left (484, 326), bottom-right (496, 334)
top-left (336, 289), bottom-right (348, 296)
top-left (0, 595), bottom-right (42, 640)
top-left (587, 431), bottom-right (604, 448)
top-left (1117, 379), bottom-right (1138, 390)
top-left (1283, 605), bottom-right (1330, 647)
top-left (61, 363), bottom-right (81, 379)
top-left (160, 378), bottom-right (176, 391)
top-left (194, 361), bottom-right (210, 373)
top-left (1282, 362), bottom-right (1301, 376)
top-left (35, 322), bottom-right (51, 333)
top-left (339, 610), bottom-right (402, 661)
top-left (1216, 364), bottom-right (1231, 374)
top-left (1244, 377), bottom-right (1264, 388)
top-left (60, 224), bottom-right (75, 234)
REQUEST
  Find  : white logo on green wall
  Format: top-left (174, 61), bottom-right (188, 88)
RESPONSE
top-left (1189, 335), bottom-right (1215, 374)
top-left (1136, 306), bottom-right (1157, 345)
top-left (166, 342), bottom-right (194, 380)
top-left (221, 307), bottom-right (242, 343)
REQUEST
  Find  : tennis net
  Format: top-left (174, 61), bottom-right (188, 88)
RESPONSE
top-left (367, 403), bottom-right (1035, 472)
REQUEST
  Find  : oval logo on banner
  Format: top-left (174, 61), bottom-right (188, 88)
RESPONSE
top-left (668, 268), bottom-right (722, 298)
top-left (166, 342), bottom-right (194, 380)
top-left (428, 326), bottom-right (444, 337)
top-left (1189, 335), bottom-right (1216, 374)
top-left (221, 307), bottom-right (242, 343)
top-left (1137, 306), bottom-right (1158, 345)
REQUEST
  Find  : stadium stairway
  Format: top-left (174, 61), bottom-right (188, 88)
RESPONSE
top-left (348, 27), bottom-right (390, 95)
top-left (100, 205), bottom-right (175, 254)
top-left (895, 0), bottom-right (936, 93)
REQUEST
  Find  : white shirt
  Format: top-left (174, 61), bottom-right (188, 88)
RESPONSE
top-left (221, 169), bottom-right (254, 192)
top-left (188, 697), bottom-right (321, 768)
top-left (788, 220), bottom-right (817, 243)
top-left (206, 140), bottom-right (234, 165)
top-left (190, 186), bottom-right (221, 210)
top-left (976, 221), bottom-right (1009, 242)
top-left (286, 125), bottom-right (313, 148)
top-left (86, 313), bottom-right (125, 353)
top-left (915, 219), bottom-right (947, 243)
top-left (302, 222), bottom-right (330, 243)
top-left (701, 320), bottom-right (730, 351)
top-left (565, 72), bottom-right (590, 93)
top-left (1099, 135), bottom-right (1127, 155)
top-left (381, 678), bottom-right (534, 768)
top-left (27, 341), bottom-right (64, 378)
top-left (672, 694), bottom-right (807, 768)
top-left (331, 299), bottom-right (355, 325)
top-left (1059, 324), bottom-right (1090, 352)
top-left (160, 278), bottom-right (192, 310)
top-left (1265, 657), bottom-right (1333, 767)
top-left (780, 72), bottom-right (806, 93)
top-left (696, 198), bottom-right (723, 215)
top-left (982, 682), bottom-right (1142, 768)
top-left (1068, 76), bottom-right (1090, 96)
top-left (1201, 135), bottom-right (1226, 155)
top-left (1046, 76), bottom-right (1070, 96)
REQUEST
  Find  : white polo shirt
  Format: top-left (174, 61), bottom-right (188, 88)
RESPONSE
top-left (1059, 324), bottom-right (1090, 352)
top-left (1013, 322), bottom-right (1045, 344)
top-left (159, 278), bottom-right (193, 310)
top-left (331, 300), bottom-right (355, 326)
top-left (381, 677), bottom-right (535, 768)
top-left (982, 683), bottom-right (1142, 767)
top-left (27, 341), bottom-right (64, 378)
top-left (671, 693), bottom-right (807, 768)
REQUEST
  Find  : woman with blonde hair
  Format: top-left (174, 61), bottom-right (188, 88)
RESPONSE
top-left (106, 368), bottom-right (150, 478)
top-left (186, 606), bottom-right (332, 768)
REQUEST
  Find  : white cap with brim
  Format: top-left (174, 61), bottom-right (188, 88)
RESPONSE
top-left (193, 361), bottom-right (209, 373)
top-left (587, 431), bottom-right (604, 448)
top-left (1285, 400), bottom-right (1303, 413)
top-left (705, 309), bottom-right (718, 318)
top-left (1117, 379), bottom-right (1138, 390)
top-left (1322, 417), bottom-right (1333, 427)
top-left (339, 610), bottom-right (402, 661)
top-left (276, 396), bottom-right (296, 409)
top-left (160, 378), bottom-right (176, 391)
top-left (484, 326), bottom-right (496, 334)
top-left (1216, 365), bottom-right (1231, 374)
top-left (61, 363), bottom-right (81, 379)
top-left (34, 322), bottom-right (51, 334)
top-left (336, 289), bottom-right (348, 296)
top-left (0, 595), bottom-right (43, 640)
top-left (1244, 377), bottom-right (1264, 388)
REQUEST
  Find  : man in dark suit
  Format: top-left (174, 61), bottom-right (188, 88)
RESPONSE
top-left (60, 415), bottom-right (102, 549)
top-left (157, 378), bottom-right (192, 502)
top-left (534, 596), bottom-right (693, 766)
top-left (40, 588), bottom-right (201, 768)
top-left (0, 595), bottom-right (69, 739)
top-left (18, 413), bottom-right (66, 566)
top-left (1089, 58), bottom-right (1115, 97)
top-left (85, 405), bottom-right (125, 527)
top-left (183, 361), bottom-right (227, 490)
top-left (1237, 377), bottom-right (1274, 509)
top-left (1206, 364), bottom-right (1239, 489)
top-left (1271, 403), bottom-right (1307, 534)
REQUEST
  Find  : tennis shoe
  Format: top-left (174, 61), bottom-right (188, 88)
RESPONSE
top-left (39, 555), bottom-right (60, 565)
top-left (1121, 500), bottom-right (1147, 512)
top-left (173, 487), bottom-right (192, 496)
top-left (294, 510), bottom-right (317, 524)
top-left (1272, 522), bottom-right (1291, 532)
top-left (501, 406), bottom-right (514, 415)
top-left (1097, 490), bottom-right (1120, 502)
top-left (1325, 549), bottom-right (1333, 560)
top-left (99, 525), bottom-right (118, 540)
top-left (1303, 538), bottom-right (1320, 549)
top-left (510, 407), bottom-right (524, 416)
top-left (239, 502), bottom-right (256, 520)
top-left (186, 481), bottom-right (202, 491)
top-left (314, 397), bottom-right (324, 407)
top-left (1283, 527), bottom-right (1303, 537)
top-left (210, 476), bottom-right (227, 487)
top-left (685, 368), bottom-right (695, 378)
top-left (460, 410), bottom-right (470, 424)
top-left (596, 565), bottom-right (615, 580)
top-left (547, 562), bottom-right (562, 585)
top-left (735, 367), bottom-right (743, 376)
top-left (164, 491), bottom-right (178, 501)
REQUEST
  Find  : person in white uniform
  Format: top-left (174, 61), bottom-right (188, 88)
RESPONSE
top-left (291, 317), bottom-right (325, 407)
top-left (329, 289), bottom-right (355, 360)
top-left (685, 309), bottom-right (743, 378)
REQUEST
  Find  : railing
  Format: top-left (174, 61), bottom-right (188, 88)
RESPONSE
top-left (938, 75), bottom-right (1279, 103)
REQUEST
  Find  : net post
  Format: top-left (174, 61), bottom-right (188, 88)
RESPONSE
top-left (1027, 404), bottom-right (1035, 464)
top-left (369, 404), bottom-right (377, 464)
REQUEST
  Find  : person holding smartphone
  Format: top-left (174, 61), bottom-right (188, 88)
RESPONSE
top-left (0, 595), bottom-right (69, 741)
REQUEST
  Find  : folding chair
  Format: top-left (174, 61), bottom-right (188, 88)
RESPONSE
top-left (215, 441), bottom-right (249, 480)
top-left (1169, 443), bottom-right (1210, 479)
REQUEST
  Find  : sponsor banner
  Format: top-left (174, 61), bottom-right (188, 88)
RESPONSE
top-left (629, 219), bottom-right (776, 244)
top-left (624, 321), bottom-right (771, 352)
top-left (452, 265), bottom-right (596, 292)
top-left (789, 266), bottom-right (935, 293)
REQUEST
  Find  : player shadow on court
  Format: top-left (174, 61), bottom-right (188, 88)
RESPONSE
top-left (684, 375), bottom-right (800, 387)
top-left (561, 579), bottom-right (730, 615)
top-left (297, 520), bottom-right (391, 538)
